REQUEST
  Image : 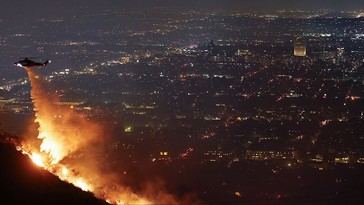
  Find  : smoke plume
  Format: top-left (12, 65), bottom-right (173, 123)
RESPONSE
top-left (20, 68), bottom-right (180, 205)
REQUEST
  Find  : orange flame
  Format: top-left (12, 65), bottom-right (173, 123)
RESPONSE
top-left (19, 68), bottom-right (171, 205)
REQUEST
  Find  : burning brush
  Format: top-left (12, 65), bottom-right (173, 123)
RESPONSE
top-left (11, 67), bottom-right (175, 205)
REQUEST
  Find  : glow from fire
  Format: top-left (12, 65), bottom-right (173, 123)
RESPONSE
top-left (39, 135), bottom-right (63, 164)
top-left (74, 178), bottom-right (92, 192)
top-left (17, 68), bottom-right (179, 205)
top-left (29, 153), bottom-right (45, 168)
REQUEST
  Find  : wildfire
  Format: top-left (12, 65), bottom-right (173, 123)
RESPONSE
top-left (17, 68), bottom-right (173, 205)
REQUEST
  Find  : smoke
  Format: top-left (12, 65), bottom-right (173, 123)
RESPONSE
top-left (26, 68), bottom-right (102, 164)
top-left (21, 68), bottom-right (183, 205)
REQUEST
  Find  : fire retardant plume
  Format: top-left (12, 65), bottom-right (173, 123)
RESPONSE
top-left (19, 67), bottom-right (180, 205)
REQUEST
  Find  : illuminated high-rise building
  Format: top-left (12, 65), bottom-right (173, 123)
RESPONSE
top-left (293, 40), bottom-right (307, 57)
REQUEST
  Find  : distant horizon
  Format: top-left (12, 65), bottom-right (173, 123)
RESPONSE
top-left (1, 6), bottom-right (364, 21)
top-left (1, 0), bottom-right (364, 13)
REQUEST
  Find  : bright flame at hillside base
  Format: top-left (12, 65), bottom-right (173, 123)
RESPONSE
top-left (18, 67), bottom-right (179, 205)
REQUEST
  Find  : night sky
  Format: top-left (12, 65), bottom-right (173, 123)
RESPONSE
top-left (1, 0), bottom-right (364, 14)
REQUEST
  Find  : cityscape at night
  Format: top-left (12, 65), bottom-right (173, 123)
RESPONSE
top-left (1, 1), bottom-right (364, 204)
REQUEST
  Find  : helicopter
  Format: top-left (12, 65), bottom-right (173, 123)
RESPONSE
top-left (14, 57), bottom-right (51, 68)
